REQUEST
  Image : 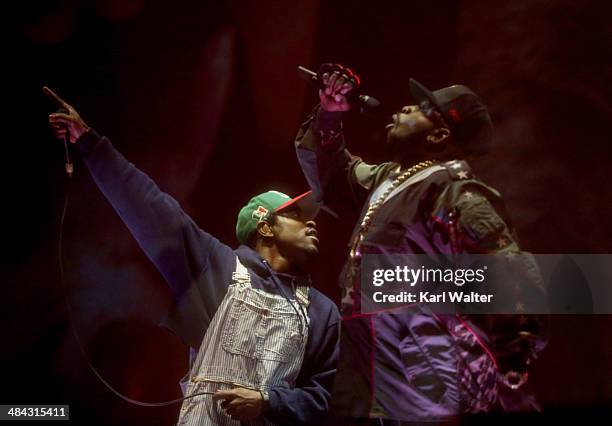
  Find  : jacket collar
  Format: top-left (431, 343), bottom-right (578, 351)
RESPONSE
top-left (235, 245), bottom-right (312, 287)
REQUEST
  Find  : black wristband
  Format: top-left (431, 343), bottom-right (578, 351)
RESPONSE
top-left (314, 109), bottom-right (343, 133)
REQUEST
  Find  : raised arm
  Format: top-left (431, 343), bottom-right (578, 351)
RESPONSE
top-left (294, 65), bottom-right (394, 220)
top-left (45, 87), bottom-right (234, 336)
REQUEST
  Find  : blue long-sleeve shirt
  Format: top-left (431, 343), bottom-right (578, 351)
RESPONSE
top-left (75, 130), bottom-right (340, 425)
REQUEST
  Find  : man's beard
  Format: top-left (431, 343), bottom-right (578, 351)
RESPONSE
top-left (385, 128), bottom-right (448, 164)
top-left (384, 128), bottom-right (424, 161)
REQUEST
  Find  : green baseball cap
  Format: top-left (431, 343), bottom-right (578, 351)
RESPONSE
top-left (236, 190), bottom-right (319, 245)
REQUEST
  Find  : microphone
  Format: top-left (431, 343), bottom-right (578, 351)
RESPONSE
top-left (57, 108), bottom-right (73, 178)
top-left (297, 66), bottom-right (382, 114)
top-left (64, 133), bottom-right (73, 178)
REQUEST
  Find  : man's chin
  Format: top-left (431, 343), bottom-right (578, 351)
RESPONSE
top-left (301, 244), bottom-right (320, 265)
top-left (305, 244), bottom-right (319, 258)
top-left (291, 246), bottom-right (318, 274)
top-left (385, 132), bottom-right (406, 158)
top-left (385, 131), bottom-right (421, 159)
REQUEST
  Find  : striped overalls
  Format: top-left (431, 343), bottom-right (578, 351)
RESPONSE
top-left (178, 257), bottom-right (310, 425)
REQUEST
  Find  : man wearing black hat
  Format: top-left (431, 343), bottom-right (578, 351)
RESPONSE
top-left (294, 64), bottom-right (547, 422)
top-left (45, 87), bottom-right (340, 425)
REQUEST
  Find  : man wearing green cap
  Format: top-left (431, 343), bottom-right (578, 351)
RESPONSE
top-left (294, 65), bottom-right (547, 422)
top-left (45, 87), bottom-right (340, 425)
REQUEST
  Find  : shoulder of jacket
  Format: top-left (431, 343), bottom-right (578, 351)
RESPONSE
top-left (442, 159), bottom-right (473, 181)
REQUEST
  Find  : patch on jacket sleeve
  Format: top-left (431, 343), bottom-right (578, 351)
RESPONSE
top-left (456, 193), bottom-right (513, 250)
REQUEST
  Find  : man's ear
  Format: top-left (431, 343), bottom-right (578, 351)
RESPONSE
top-left (426, 127), bottom-right (451, 145)
top-left (256, 221), bottom-right (274, 238)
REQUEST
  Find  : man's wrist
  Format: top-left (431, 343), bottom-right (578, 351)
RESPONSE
top-left (72, 128), bottom-right (99, 157)
top-left (76, 125), bottom-right (91, 141)
top-left (315, 108), bottom-right (343, 131)
top-left (314, 108), bottom-right (343, 146)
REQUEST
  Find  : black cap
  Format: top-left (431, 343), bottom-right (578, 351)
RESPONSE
top-left (409, 79), bottom-right (493, 154)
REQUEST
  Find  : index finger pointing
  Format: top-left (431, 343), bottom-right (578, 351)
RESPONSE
top-left (43, 86), bottom-right (70, 109)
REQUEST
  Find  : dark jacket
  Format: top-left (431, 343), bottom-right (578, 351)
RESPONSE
top-left (294, 108), bottom-right (547, 419)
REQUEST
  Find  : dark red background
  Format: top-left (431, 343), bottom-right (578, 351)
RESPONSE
top-left (3, 0), bottom-right (611, 423)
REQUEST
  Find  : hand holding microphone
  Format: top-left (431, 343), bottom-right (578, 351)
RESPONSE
top-left (44, 86), bottom-right (91, 177)
top-left (298, 64), bottom-right (381, 114)
top-left (44, 86), bottom-right (91, 143)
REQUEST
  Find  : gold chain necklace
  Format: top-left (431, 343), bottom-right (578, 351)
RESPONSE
top-left (349, 160), bottom-right (436, 260)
